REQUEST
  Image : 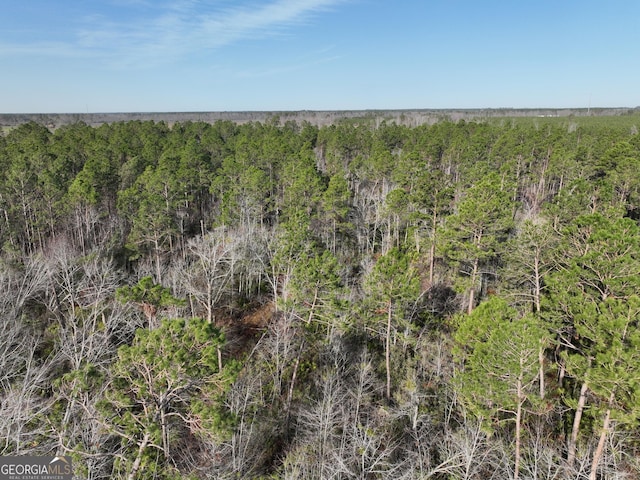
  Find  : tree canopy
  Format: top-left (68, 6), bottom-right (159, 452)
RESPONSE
top-left (3, 114), bottom-right (640, 478)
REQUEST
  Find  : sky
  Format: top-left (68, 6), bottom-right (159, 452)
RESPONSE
top-left (1, 0), bottom-right (639, 113)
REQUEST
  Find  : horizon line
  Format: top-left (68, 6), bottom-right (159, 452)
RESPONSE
top-left (1, 106), bottom-right (638, 115)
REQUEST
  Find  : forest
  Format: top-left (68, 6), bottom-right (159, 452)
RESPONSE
top-left (1, 114), bottom-right (640, 479)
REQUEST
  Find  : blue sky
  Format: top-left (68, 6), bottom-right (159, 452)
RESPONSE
top-left (1, 0), bottom-right (639, 113)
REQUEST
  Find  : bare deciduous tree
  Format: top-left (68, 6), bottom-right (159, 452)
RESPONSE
top-left (180, 227), bottom-right (239, 323)
top-left (437, 414), bottom-right (509, 480)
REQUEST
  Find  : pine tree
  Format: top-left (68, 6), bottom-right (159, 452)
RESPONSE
top-left (454, 297), bottom-right (548, 480)
top-left (99, 318), bottom-right (238, 479)
top-left (116, 276), bottom-right (184, 328)
top-left (443, 171), bottom-right (514, 314)
top-left (362, 248), bottom-right (420, 399)
top-left (544, 213), bottom-right (640, 475)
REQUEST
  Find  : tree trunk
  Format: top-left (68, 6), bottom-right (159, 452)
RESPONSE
top-left (429, 208), bottom-right (438, 286)
top-left (206, 283), bottom-right (213, 323)
top-left (385, 298), bottom-right (392, 400)
top-left (533, 254), bottom-right (542, 314)
top-left (332, 218), bottom-right (337, 254)
top-left (538, 343), bottom-right (545, 400)
top-left (428, 240), bottom-right (436, 287)
top-left (514, 370), bottom-right (523, 480)
top-left (589, 392), bottom-right (615, 480)
top-left (567, 381), bottom-right (588, 469)
top-left (286, 343), bottom-right (303, 419)
top-left (514, 405), bottom-right (522, 480)
top-left (467, 257), bottom-right (479, 315)
top-left (154, 237), bottom-right (162, 283)
top-left (160, 406), bottom-right (169, 460)
top-left (128, 432), bottom-right (151, 480)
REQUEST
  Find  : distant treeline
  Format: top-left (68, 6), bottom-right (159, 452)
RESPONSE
top-left (1, 106), bottom-right (638, 129)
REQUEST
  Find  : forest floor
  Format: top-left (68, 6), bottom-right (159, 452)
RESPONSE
top-left (217, 301), bottom-right (275, 359)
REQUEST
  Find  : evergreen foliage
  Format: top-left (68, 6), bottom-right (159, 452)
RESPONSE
top-left (2, 116), bottom-right (640, 478)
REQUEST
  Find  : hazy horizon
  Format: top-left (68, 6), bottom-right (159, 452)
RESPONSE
top-left (2, 106), bottom-right (637, 116)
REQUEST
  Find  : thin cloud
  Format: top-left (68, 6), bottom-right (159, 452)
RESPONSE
top-left (64, 0), bottom-right (346, 68)
top-left (234, 50), bottom-right (343, 79)
top-left (0, 41), bottom-right (91, 59)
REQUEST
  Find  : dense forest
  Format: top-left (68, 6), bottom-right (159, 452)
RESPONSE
top-left (2, 115), bottom-right (640, 479)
